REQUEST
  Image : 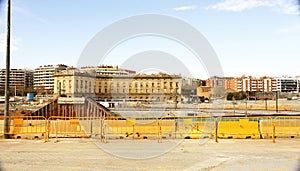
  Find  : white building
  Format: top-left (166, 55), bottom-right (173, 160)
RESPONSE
top-left (275, 76), bottom-right (299, 93)
top-left (34, 64), bottom-right (68, 93)
top-left (80, 65), bottom-right (136, 76)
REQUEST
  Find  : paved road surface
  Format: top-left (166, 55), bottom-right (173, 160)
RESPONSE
top-left (0, 138), bottom-right (299, 171)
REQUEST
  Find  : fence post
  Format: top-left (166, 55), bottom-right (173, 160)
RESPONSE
top-left (158, 119), bottom-right (162, 143)
top-left (44, 117), bottom-right (48, 143)
top-left (132, 124), bottom-right (135, 140)
top-left (55, 120), bottom-right (58, 142)
top-left (272, 122), bottom-right (276, 143)
top-left (215, 119), bottom-right (218, 143)
top-left (100, 118), bottom-right (103, 142)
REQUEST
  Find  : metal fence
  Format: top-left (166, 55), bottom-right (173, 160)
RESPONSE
top-left (0, 115), bottom-right (299, 142)
top-left (0, 116), bottom-right (47, 140)
top-left (47, 116), bottom-right (103, 139)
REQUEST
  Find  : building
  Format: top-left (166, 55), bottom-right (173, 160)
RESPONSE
top-left (34, 64), bottom-right (68, 94)
top-left (224, 76), bottom-right (276, 93)
top-left (53, 68), bottom-right (95, 98)
top-left (53, 69), bottom-right (182, 103)
top-left (196, 86), bottom-right (211, 99)
top-left (275, 76), bottom-right (299, 93)
top-left (0, 69), bottom-right (34, 95)
top-left (95, 73), bottom-right (182, 103)
top-left (199, 77), bottom-right (228, 99)
top-left (182, 77), bottom-right (200, 87)
top-left (80, 65), bottom-right (136, 76)
top-left (297, 76), bottom-right (300, 93)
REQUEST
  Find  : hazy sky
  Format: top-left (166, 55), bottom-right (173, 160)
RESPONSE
top-left (0, 0), bottom-right (300, 79)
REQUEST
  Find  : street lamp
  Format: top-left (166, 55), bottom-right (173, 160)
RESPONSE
top-left (4, 0), bottom-right (11, 139)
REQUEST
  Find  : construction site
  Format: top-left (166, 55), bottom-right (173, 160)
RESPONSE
top-left (0, 96), bottom-right (299, 170)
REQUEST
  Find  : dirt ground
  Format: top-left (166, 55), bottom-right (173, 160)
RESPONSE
top-left (0, 138), bottom-right (299, 171)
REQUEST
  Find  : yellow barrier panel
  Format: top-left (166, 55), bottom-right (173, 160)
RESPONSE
top-left (2, 115), bottom-right (298, 141)
top-left (260, 117), bottom-right (273, 138)
top-left (0, 116), bottom-right (47, 140)
top-left (218, 117), bottom-right (260, 139)
top-left (105, 117), bottom-right (161, 139)
top-left (167, 117), bottom-right (214, 139)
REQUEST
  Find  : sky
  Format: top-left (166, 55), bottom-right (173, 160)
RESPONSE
top-left (0, 0), bottom-right (300, 79)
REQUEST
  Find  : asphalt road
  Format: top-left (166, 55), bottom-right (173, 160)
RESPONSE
top-left (0, 138), bottom-right (299, 171)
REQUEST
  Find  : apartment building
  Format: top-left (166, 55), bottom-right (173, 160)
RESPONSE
top-left (34, 64), bottom-right (68, 93)
top-left (205, 75), bottom-right (300, 93)
top-left (223, 76), bottom-right (276, 93)
top-left (0, 69), bottom-right (34, 93)
top-left (275, 76), bottom-right (299, 93)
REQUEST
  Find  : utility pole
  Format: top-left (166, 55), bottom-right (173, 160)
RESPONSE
top-left (4, 0), bottom-right (11, 139)
top-left (275, 91), bottom-right (278, 113)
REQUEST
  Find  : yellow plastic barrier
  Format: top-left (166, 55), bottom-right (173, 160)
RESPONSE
top-left (169, 117), bottom-right (214, 139)
top-left (260, 117), bottom-right (273, 138)
top-left (104, 117), bottom-right (175, 139)
top-left (218, 117), bottom-right (260, 139)
top-left (2, 115), bottom-right (299, 141)
top-left (0, 116), bottom-right (47, 139)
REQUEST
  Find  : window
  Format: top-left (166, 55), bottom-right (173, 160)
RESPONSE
top-left (89, 81), bottom-right (91, 93)
top-left (76, 80), bottom-right (79, 92)
top-left (69, 80), bottom-right (72, 89)
top-left (62, 80), bottom-right (66, 89)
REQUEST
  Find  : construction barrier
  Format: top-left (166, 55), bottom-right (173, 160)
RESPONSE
top-left (105, 117), bottom-right (161, 139)
top-left (0, 116), bottom-right (47, 139)
top-left (1, 115), bottom-right (299, 142)
top-left (273, 116), bottom-right (300, 138)
top-left (104, 116), bottom-right (216, 141)
top-left (48, 116), bottom-right (103, 138)
top-left (168, 116), bottom-right (215, 139)
top-left (217, 117), bottom-right (261, 139)
top-left (260, 117), bottom-right (274, 138)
